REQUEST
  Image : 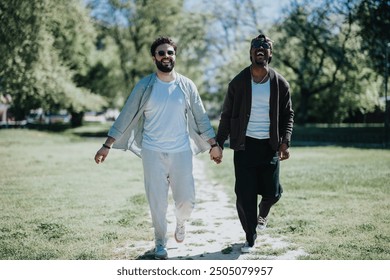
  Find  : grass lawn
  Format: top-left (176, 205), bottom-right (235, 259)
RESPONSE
top-left (202, 144), bottom-right (390, 260)
top-left (0, 128), bottom-right (151, 259)
top-left (1, 127), bottom-right (389, 259)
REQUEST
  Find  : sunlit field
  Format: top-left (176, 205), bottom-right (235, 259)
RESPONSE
top-left (1, 128), bottom-right (389, 259)
top-left (202, 144), bottom-right (390, 260)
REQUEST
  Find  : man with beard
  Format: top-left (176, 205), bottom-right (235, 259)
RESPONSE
top-left (94, 37), bottom-right (222, 259)
top-left (215, 34), bottom-right (294, 253)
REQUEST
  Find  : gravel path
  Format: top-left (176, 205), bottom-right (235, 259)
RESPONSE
top-left (131, 157), bottom-right (306, 260)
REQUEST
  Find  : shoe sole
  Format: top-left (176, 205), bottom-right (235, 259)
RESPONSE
top-left (241, 248), bottom-right (254, 254)
top-left (257, 225), bottom-right (266, 231)
top-left (155, 255), bottom-right (168, 260)
top-left (174, 232), bottom-right (184, 243)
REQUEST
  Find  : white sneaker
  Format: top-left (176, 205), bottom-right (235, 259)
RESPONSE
top-left (241, 233), bottom-right (257, 253)
top-left (174, 220), bottom-right (185, 243)
top-left (241, 242), bottom-right (254, 253)
top-left (257, 216), bottom-right (268, 231)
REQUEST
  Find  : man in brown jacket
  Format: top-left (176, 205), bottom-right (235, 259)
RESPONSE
top-left (216, 34), bottom-right (294, 253)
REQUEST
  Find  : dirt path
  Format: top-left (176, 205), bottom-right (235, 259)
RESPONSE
top-left (132, 157), bottom-right (306, 260)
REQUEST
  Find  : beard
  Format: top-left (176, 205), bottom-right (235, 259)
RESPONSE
top-left (155, 59), bottom-right (175, 73)
top-left (252, 55), bottom-right (268, 67)
top-left (254, 60), bottom-right (267, 67)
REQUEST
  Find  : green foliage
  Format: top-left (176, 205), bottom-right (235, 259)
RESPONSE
top-left (75, 35), bottom-right (126, 108)
top-left (36, 223), bottom-right (70, 240)
top-left (87, 0), bottom-right (209, 102)
top-left (269, 0), bottom-right (382, 123)
top-left (181, 0), bottom-right (386, 124)
top-left (1, 0), bottom-right (388, 124)
top-left (191, 0), bottom-right (270, 107)
top-left (0, 0), bottom-right (44, 118)
top-left (0, 0), bottom-right (106, 120)
top-left (354, 0), bottom-right (390, 75)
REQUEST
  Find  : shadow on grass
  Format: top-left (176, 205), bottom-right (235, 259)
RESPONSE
top-left (21, 122), bottom-right (111, 138)
top-left (135, 243), bottom-right (244, 260)
top-left (26, 123), bottom-right (71, 132)
top-left (71, 131), bottom-right (108, 137)
top-left (66, 123), bottom-right (112, 138)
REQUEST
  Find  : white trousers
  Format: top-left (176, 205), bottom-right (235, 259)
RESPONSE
top-left (141, 148), bottom-right (195, 246)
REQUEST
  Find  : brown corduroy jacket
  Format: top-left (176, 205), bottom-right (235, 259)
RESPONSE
top-left (216, 66), bottom-right (294, 151)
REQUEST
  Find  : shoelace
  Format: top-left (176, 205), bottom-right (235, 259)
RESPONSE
top-left (258, 216), bottom-right (267, 224)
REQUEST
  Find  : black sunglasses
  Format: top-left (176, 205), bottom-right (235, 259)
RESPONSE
top-left (156, 50), bottom-right (175, 57)
top-left (251, 39), bottom-right (271, 49)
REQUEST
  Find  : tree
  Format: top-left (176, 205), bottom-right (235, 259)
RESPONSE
top-left (270, 0), bottom-right (380, 123)
top-left (189, 0), bottom-right (271, 111)
top-left (354, 0), bottom-right (390, 77)
top-left (87, 0), bottom-right (208, 103)
top-left (0, 0), bottom-right (106, 125)
top-left (0, 0), bottom-right (44, 119)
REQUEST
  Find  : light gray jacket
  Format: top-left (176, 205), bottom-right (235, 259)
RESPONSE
top-left (108, 72), bottom-right (215, 158)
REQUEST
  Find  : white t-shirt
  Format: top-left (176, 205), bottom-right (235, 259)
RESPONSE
top-left (142, 77), bottom-right (190, 152)
top-left (246, 80), bottom-right (270, 139)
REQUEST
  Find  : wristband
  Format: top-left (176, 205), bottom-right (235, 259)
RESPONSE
top-left (102, 144), bottom-right (111, 149)
top-left (210, 143), bottom-right (219, 148)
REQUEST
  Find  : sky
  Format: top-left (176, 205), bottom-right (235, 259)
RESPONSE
top-left (256, 0), bottom-right (292, 22)
top-left (185, 0), bottom-right (293, 23)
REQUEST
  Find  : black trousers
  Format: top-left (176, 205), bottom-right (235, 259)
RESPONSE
top-left (234, 137), bottom-right (282, 245)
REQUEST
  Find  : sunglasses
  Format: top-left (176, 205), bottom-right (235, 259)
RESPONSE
top-left (156, 50), bottom-right (175, 57)
top-left (251, 39), bottom-right (271, 49)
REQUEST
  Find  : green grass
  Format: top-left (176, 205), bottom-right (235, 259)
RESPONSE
top-left (202, 145), bottom-right (390, 260)
top-left (0, 128), bottom-right (151, 259)
top-left (1, 127), bottom-right (389, 259)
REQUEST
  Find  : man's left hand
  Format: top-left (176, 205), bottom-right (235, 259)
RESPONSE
top-left (210, 146), bottom-right (223, 164)
top-left (278, 143), bottom-right (290, 161)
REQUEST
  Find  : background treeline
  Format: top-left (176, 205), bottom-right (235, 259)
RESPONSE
top-left (0, 0), bottom-right (389, 125)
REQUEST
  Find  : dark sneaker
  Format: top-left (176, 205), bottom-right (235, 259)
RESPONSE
top-left (257, 216), bottom-right (268, 231)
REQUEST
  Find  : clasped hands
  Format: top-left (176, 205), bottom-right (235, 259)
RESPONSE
top-left (209, 146), bottom-right (223, 164)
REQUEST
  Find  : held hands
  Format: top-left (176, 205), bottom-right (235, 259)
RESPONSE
top-left (209, 146), bottom-right (223, 164)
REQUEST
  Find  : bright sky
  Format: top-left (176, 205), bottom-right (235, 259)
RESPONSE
top-left (185, 0), bottom-right (293, 23)
top-left (261, 0), bottom-right (293, 22)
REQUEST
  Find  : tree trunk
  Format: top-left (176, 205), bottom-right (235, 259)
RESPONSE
top-left (297, 90), bottom-right (310, 124)
top-left (71, 112), bottom-right (84, 128)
